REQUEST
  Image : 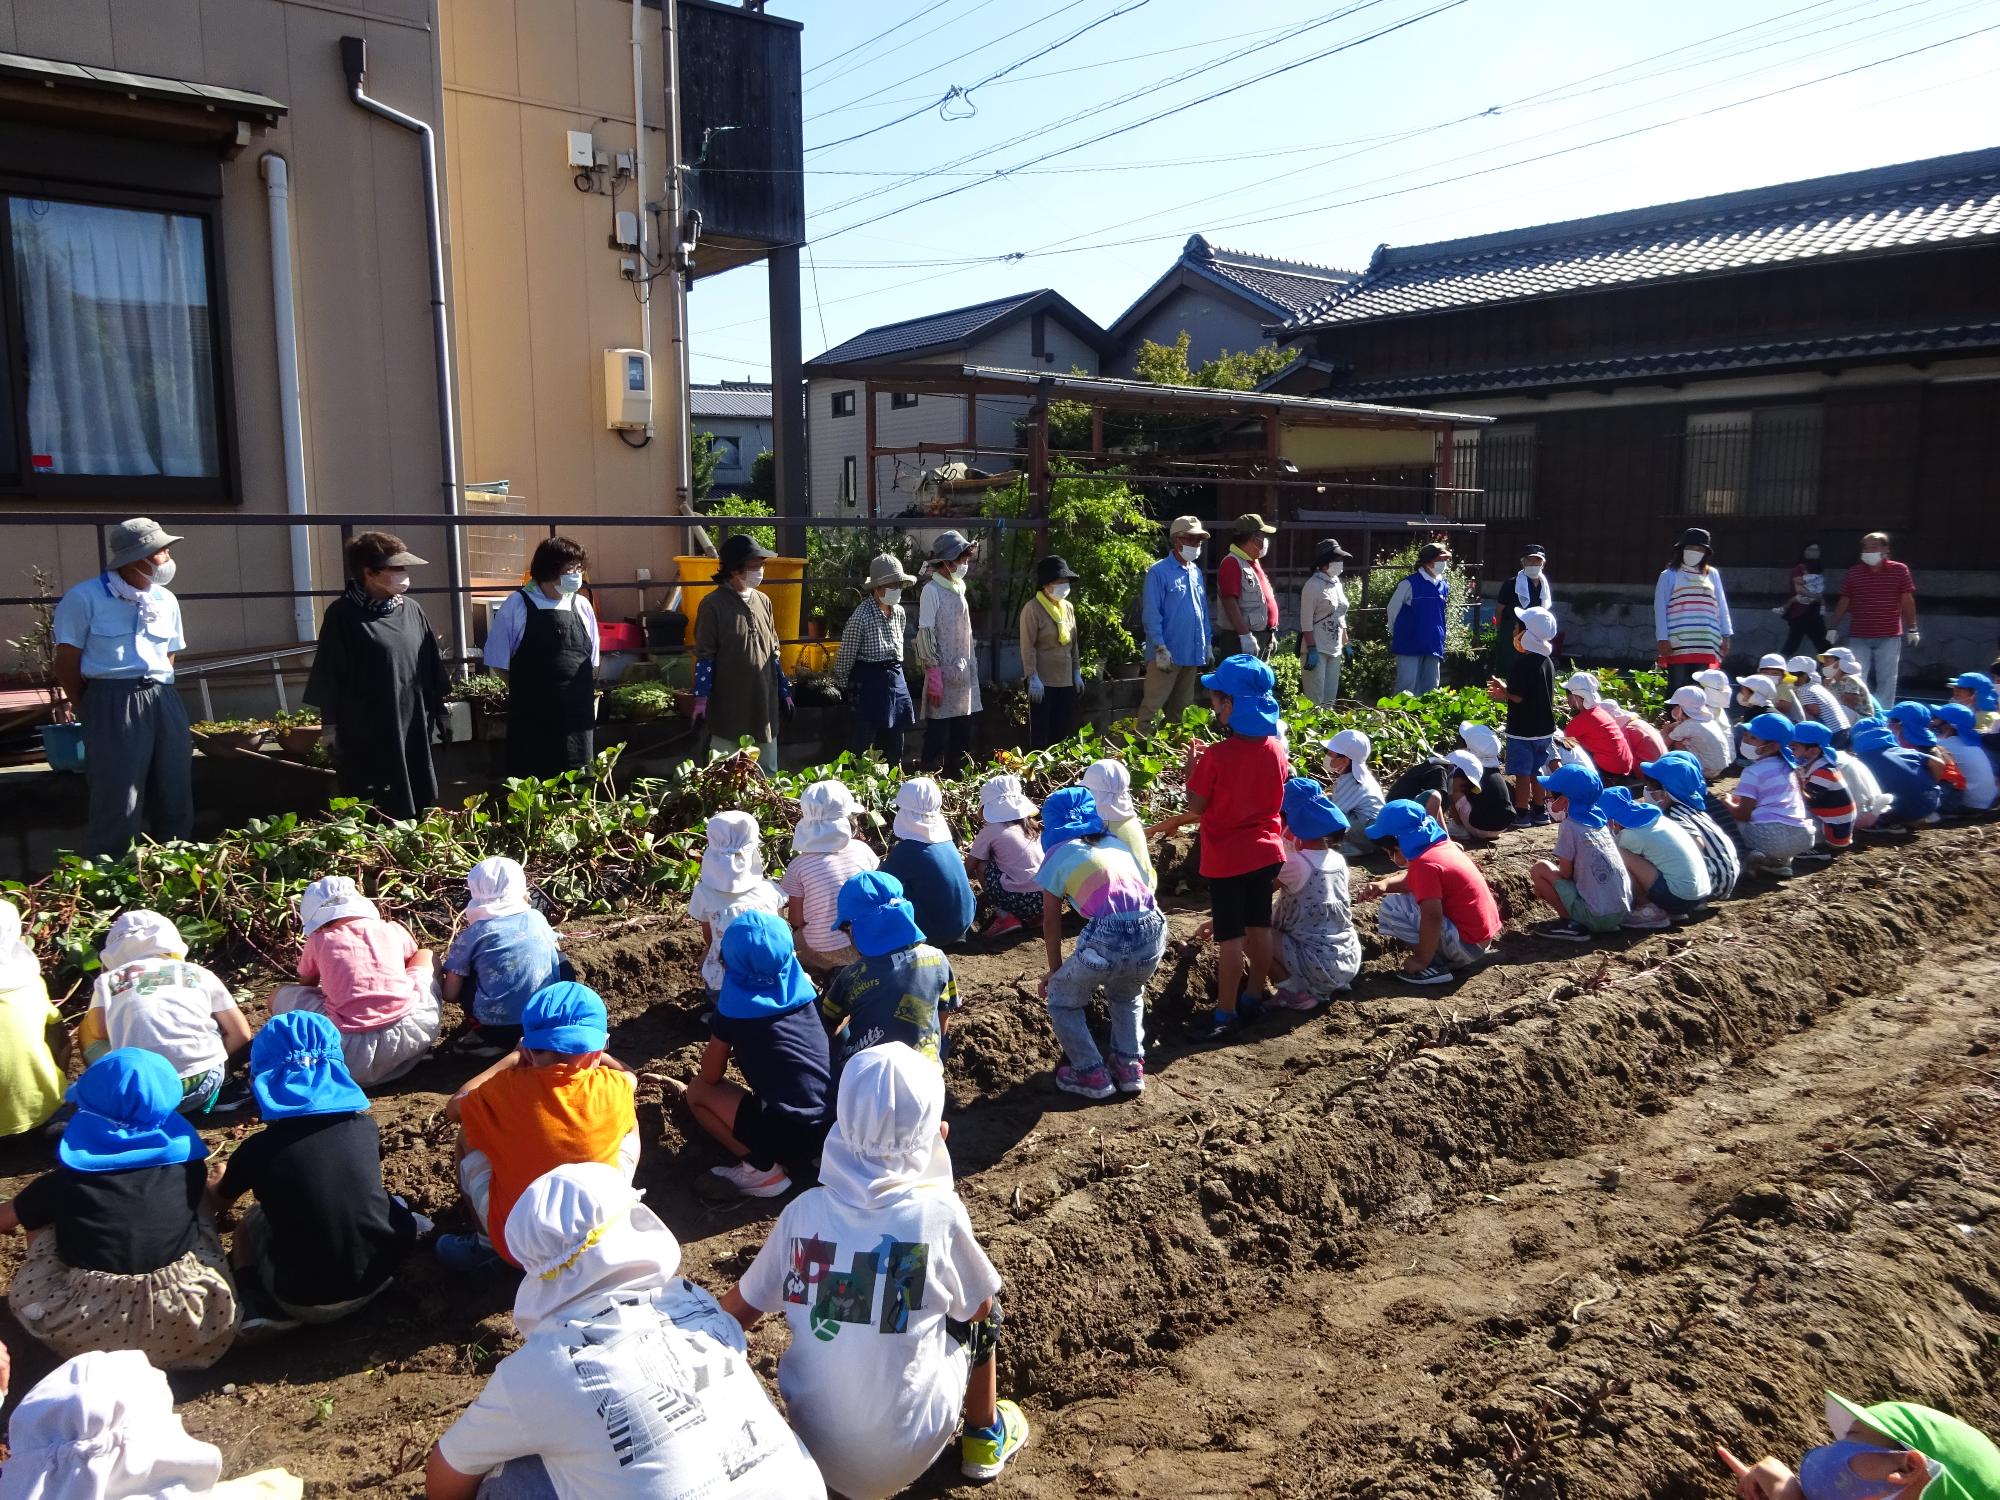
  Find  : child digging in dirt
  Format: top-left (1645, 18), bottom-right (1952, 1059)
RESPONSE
top-left (1268, 777), bottom-right (1362, 1009)
top-left (881, 776), bottom-right (975, 948)
top-left (438, 981), bottom-right (638, 1271)
top-left (1322, 728), bottom-right (1387, 856)
top-left (1717, 1391), bottom-right (2000, 1500)
top-left (687, 811), bottom-right (788, 1004)
top-left (211, 1011), bottom-right (426, 1338)
top-left (0, 896), bottom-right (66, 1141)
top-left (1035, 787), bottom-right (1165, 1098)
top-left (1528, 764), bottom-right (1633, 942)
top-left (1356, 800), bottom-right (1502, 986)
top-left (1083, 756), bottom-right (1157, 889)
top-left (967, 773), bottom-right (1044, 937)
top-left (441, 856), bottom-right (568, 1060)
top-left (1721, 713), bottom-right (1817, 876)
top-left (78, 910), bottom-right (255, 1116)
top-left (268, 875), bottom-right (441, 1088)
top-left (1639, 751), bottom-right (1740, 902)
top-left (821, 871), bottom-right (957, 1068)
top-left (1425, 749), bottom-right (1516, 844)
top-left (1597, 785), bottom-right (1711, 930)
top-left (671, 909), bottom-right (832, 1202)
top-left (720, 1042), bottom-right (1028, 1496)
top-left (1486, 605), bottom-right (1558, 825)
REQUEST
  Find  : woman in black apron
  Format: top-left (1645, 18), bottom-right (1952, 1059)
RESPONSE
top-left (830, 553), bottom-right (918, 764)
top-left (484, 536), bottom-right (599, 779)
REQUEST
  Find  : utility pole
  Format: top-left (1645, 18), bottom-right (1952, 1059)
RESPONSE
top-left (660, 0), bottom-right (710, 555)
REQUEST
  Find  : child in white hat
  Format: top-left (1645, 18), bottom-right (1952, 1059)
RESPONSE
top-left (1663, 684), bottom-right (1732, 779)
top-left (1820, 646), bottom-right (1876, 721)
top-left (782, 780), bottom-right (880, 975)
top-left (1082, 757), bottom-right (1156, 889)
top-left (1787, 654), bottom-right (1850, 730)
top-left (268, 875), bottom-right (441, 1088)
top-left (966, 774), bottom-right (1043, 936)
top-left (686, 812), bottom-right (787, 999)
top-left (1321, 729), bottom-right (1386, 856)
top-left (881, 777), bottom-right (974, 947)
top-left (77, 911), bottom-right (253, 1115)
top-left (440, 856), bottom-right (567, 1060)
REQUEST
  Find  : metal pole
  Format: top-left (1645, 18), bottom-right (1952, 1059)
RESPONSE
top-left (661, 0), bottom-right (696, 528)
top-left (630, 0), bottom-right (653, 419)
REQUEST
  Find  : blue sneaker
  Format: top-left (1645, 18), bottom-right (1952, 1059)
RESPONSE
top-left (434, 1233), bottom-right (505, 1273)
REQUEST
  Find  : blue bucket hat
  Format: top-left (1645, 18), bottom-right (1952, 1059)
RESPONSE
top-left (1790, 718), bottom-right (1839, 765)
top-left (251, 1011), bottom-right (369, 1120)
top-left (1364, 798), bottom-right (1448, 860)
top-left (1886, 702), bottom-right (1937, 751)
top-left (1281, 776), bottom-right (1350, 843)
top-left (1935, 701), bottom-right (1978, 741)
top-left (1538, 763), bottom-right (1606, 828)
top-left (59, 1049), bottom-right (206, 1174)
top-left (1744, 711), bottom-right (1799, 765)
top-left (1638, 750), bottom-right (1707, 810)
top-left (833, 869), bottom-right (926, 958)
top-left (521, 980), bottom-right (611, 1054)
top-left (1596, 784), bottom-right (1660, 829)
top-left (1952, 671), bottom-right (2000, 713)
top-left (1199, 653), bottom-right (1281, 737)
top-left (1039, 786), bottom-right (1106, 852)
top-left (1851, 720), bottom-right (1897, 755)
top-left (718, 909), bottom-right (816, 1020)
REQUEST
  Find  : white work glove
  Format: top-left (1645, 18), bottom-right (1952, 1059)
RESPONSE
top-left (1905, 628), bottom-right (1921, 648)
top-left (1027, 674), bottom-right (1045, 703)
top-left (1153, 645), bottom-right (1173, 671)
top-left (1825, 628), bottom-right (1839, 645)
top-left (1237, 633), bottom-right (1257, 656)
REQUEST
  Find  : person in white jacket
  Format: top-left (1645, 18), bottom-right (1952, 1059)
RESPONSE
top-left (1298, 538), bottom-right (1352, 706)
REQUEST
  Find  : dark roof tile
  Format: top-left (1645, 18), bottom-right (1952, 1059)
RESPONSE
top-left (806, 289), bottom-right (1104, 367)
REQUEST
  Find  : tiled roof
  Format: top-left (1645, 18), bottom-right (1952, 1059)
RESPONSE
top-left (806, 289), bottom-right (1105, 368)
top-left (1287, 146), bottom-right (2000, 329)
top-left (690, 383), bottom-right (772, 418)
top-left (1108, 234), bottom-right (1353, 339)
top-left (1330, 322), bottom-right (2000, 403)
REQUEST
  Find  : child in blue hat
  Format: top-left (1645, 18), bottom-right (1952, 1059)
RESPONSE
top-left (672, 910), bottom-right (832, 1201)
top-left (1951, 669), bottom-right (2000, 734)
top-left (821, 870), bottom-right (958, 1068)
top-left (1722, 712), bottom-right (1816, 875)
top-left (1150, 654), bottom-right (1289, 1043)
top-left (1637, 752), bottom-right (1740, 902)
top-left (1850, 720), bottom-right (1942, 829)
top-left (212, 1011), bottom-right (425, 1337)
top-left (1528, 764), bottom-right (1631, 941)
top-left (1933, 702), bottom-right (1996, 813)
top-left (1788, 720), bottom-right (1858, 858)
top-left (2, 1049), bottom-right (236, 1370)
top-left (1035, 787), bottom-right (1164, 1098)
top-left (1268, 777), bottom-right (1362, 1009)
top-left (1597, 785), bottom-right (1712, 929)
top-left (1356, 800), bottom-right (1502, 984)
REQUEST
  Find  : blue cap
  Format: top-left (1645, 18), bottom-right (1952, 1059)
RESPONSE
top-left (1790, 718), bottom-right (1839, 765)
top-left (717, 909), bottom-right (816, 1020)
top-left (1281, 776), bottom-right (1350, 843)
top-left (1596, 784), bottom-right (1660, 829)
top-left (521, 980), bottom-right (611, 1054)
top-left (1744, 711), bottom-right (1800, 765)
top-left (1039, 786), bottom-right (1106, 852)
top-left (1935, 701), bottom-right (1977, 741)
top-left (60, 1049), bottom-right (205, 1174)
top-left (1886, 702), bottom-right (1937, 750)
top-left (1851, 720), bottom-right (1897, 755)
top-left (1364, 798), bottom-right (1448, 860)
top-left (1638, 750), bottom-right (1707, 810)
top-left (833, 869), bottom-right (926, 957)
top-left (1199, 653), bottom-right (1281, 736)
top-left (1951, 671), bottom-right (1999, 713)
top-left (1537, 763), bottom-right (1606, 828)
top-left (250, 1011), bottom-right (370, 1120)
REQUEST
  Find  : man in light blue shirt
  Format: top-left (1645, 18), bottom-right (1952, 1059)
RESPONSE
top-left (51, 517), bottom-right (194, 858)
top-left (1137, 515), bottom-right (1212, 733)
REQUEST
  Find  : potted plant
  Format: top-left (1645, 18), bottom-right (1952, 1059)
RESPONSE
top-left (6, 566), bottom-right (81, 772)
top-left (451, 672), bottom-right (511, 742)
top-left (273, 708), bottom-right (322, 756)
top-left (191, 717), bottom-right (270, 754)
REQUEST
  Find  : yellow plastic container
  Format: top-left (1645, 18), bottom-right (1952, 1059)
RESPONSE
top-left (674, 554), bottom-right (808, 672)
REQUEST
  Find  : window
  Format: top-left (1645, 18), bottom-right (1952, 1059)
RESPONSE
top-left (710, 435), bottom-right (743, 471)
top-left (890, 391), bottom-right (919, 410)
top-left (1, 194), bottom-right (227, 495)
top-left (840, 455), bottom-right (857, 506)
top-left (830, 389), bottom-right (856, 417)
top-left (1682, 405), bottom-right (1822, 517)
top-left (1451, 425), bottom-right (1535, 519)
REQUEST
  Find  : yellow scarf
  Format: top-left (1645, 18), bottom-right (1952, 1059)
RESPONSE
top-left (1034, 588), bottom-right (1073, 644)
top-left (1229, 543), bottom-right (1260, 568)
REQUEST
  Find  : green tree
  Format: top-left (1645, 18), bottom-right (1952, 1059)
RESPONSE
top-left (1041, 332), bottom-right (1299, 449)
top-left (699, 492), bottom-right (775, 552)
top-left (691, 429), bottom-right (721, 499)
top-left (747, 448), bottom-right (776, 507)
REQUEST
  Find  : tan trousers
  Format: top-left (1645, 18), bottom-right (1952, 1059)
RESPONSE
top-left (1137, 662), bottom-right (1203, 732)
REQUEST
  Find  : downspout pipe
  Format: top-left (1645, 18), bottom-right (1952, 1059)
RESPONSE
top-left (339, 35), bottom-right (469, 663)
top-left (259, 153), bottom-right (317, 644)
top-left (630, 0), bottom-right (652, 423)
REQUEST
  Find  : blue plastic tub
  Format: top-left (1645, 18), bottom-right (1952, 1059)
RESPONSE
top-left (39, 722), bottom-right (84, 773)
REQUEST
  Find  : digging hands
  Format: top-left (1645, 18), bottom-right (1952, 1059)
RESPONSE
top-left (1715, 1446), bottom-right (1803, 1500)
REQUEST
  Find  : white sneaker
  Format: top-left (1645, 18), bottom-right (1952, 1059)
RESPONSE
top-left (1621, 905), bottom-right (1672, 930)
top-left (708, 1160), bottom-right (792, 1198)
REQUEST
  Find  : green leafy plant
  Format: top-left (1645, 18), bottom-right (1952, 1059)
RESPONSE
top-left (451, 674), bottom-right (509, 711)
top-left (6, 566), bottom-right (61, 712)
top-left (700, 493), bottom-right (777, 553)
top-left (273, 708), bottom-right (320, 729)
top-left (603, 681), bottom-right (676, 722)
top-left (192, 717), bottom-right (269, 735)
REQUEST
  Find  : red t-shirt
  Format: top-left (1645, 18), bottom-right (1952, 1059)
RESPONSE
top-left (1619, 717), bottom-right (1668, 766)
top-left (1840, 560), bottom-right (1914, 639)
top-left (1188, 733), bottom-right (1289, 878)
top-left (1217, 553), bottom-right (1278, 632)
top-left (1565, 705), bottom-right (1635, 775)
top-left (1403, 841), bottom-right (1503, 946)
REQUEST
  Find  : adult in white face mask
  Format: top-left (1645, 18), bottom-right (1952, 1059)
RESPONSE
top-left (832, 552), bottom-right (919, 763)
top-left (482, 535), bottom-right (601, 779)
top-left (1652, 526), bottom-right (1733, 694)
top-left (913, 530), bottom-right (982, 775)
top-left (1827, 530), bottom-right (1918, 701)
top-left (1299, 537), bottom-right (1353, 707)
top-left (1020, 553), bottom-right (1083, 747)
top-left (691, 532), bottom-right (788, 775)
top-left (1386, 541), bottom-right (1454, 696)
top-left (49, 517), bottom-right (194, 859)
top-left (1216, 511), bottom-right (1279, 662)
top-left (305, 530), bottom-right (448, 819)
top-left (1138, 515), bottom-right (1213, 732)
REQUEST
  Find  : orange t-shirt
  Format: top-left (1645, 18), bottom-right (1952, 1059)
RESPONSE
top-left (460, 1061), bottom-right (637, 1264)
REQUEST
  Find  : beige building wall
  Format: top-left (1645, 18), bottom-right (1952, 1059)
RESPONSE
top-left (0, 0), bottom-right (451, 674)
top-left (439, 0), bottom-right (691, 624)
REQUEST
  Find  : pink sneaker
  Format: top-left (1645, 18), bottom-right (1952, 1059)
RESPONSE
top-left (985, 913), bottom-right (1024, 937)
top-left (1270, 986), bottom-right (1322, 1012)
top-left (1054, 1063), bottom-right (1115, 1100)
top-left (1109, 1054), bottom-right (1146, 1093)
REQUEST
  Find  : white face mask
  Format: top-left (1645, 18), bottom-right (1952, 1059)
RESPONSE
top-left (384, 569), bottom-right (411, 595)
top-left (1179, 543), bottom-right (1202, 564)
top-left (147, 557), bottom-right (177, 589)
top-left (1046, 581), bottom-right (1070, 601)
top-left (1427, 561), bottom-right (1448, 578)
top-left (1325, 560), bottom-right (1345, 577)
top-left (1682, 549), bottom-right (1707, 568)
top-left (556, 571), bottom-right (584, 595)
top-left (1523, 563), bottom-right (1543, 578)
top-left (1861, 550), bottom-right (1884, 566)
top-left (880, 587), bottom-right (902, 607)
top-left (743, 567), bottom-right (766, 589)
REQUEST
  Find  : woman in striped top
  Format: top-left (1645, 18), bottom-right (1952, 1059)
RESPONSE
top-left (1652, 528), bottom-right (1734, 692)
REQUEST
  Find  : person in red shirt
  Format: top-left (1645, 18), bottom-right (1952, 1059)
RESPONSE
top-left (1605, 701), bottom-right (1667, 768)
top-left (1828, 531), bottom-right (1918, 702)
top-left (1558, 672), bottom-right (1636, 779)
top-left (1215, 513), bottom-right (1279, 661)
top-left (1150, 654), bottom-right (1288, 1042)
top-left (1356, 800), bottom-right (1501, 986)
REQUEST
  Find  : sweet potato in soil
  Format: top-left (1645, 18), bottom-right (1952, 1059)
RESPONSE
top-left (4, 822), bottom-right (1999, 1498)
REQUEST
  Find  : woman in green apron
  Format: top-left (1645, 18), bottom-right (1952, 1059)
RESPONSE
top-left (483, 536), bottom-right (600, 779)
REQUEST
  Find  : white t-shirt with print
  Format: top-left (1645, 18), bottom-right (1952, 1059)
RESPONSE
top-left (436, 1283), bottom-right (825, 1500)
top-left (89, 957), bottom-right (234, 1079)
top-left (739, 1186), bottom-right (1003, 1500)
top-left (686, 878), bottom-right (788, 992)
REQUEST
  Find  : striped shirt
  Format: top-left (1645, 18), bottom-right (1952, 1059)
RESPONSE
top-left (1794, 680), bottom-right (1850, 730)
top-left (1798, 758), bottom-right (1856, 847)
top-left (1737, 754), bottom-right (1810, 828)
top-left (779, 843), bottom-right (881, 957)
top-left (1838, 560), bottom-right (1913, 639)
top-left (1654, 566), bottom-right (1731, 659)
top-left (1664, 802), bottom-right (1739, 900)
top-left (831, 601), bottom-right (906, 690)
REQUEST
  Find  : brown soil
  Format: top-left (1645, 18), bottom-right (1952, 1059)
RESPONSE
top-left (5, 821), bottom-right (2000, 1499)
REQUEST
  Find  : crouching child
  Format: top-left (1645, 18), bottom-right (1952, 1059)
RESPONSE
top-left (1356, 800), bottom-right (1502, 986)
top-left (1597, 785), bottom-right (1711, 929)
top-left (1269, 777), bottom-right (1363, 1009)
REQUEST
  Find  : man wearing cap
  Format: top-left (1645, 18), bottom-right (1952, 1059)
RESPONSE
top-left (1386, 541), bottom-right (1454, 696)
top-left (914, 531), bottom-right (981, 775)
top-left (1827, 530), bottom-right (1917, 700)
top-left (1139, 516), bottom-right (1212, 732)
top-left (692, 533), bottom-right (789, 773)
top-left (1216, 512), bottom-right (1279, 662)
top-left (831, 553), bottom-right (918, 763)
top-left (1299, 538), bottom-right (1352, 707)
top-left (51, 518), bottom-right (192, 858)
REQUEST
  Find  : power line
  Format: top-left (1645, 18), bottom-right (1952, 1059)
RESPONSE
top-left (800, 0), bottom-right (963, 80)
top-left (808, 0), bottom-right (1096, 125)
top-left (804, 0), bottom-right (1007, 95)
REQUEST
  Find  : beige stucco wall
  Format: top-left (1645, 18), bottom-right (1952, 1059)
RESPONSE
top-left (0, 0), bottom-right (452, 676)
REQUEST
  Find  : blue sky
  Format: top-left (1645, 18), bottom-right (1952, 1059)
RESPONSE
top-left (686, 0), bottom-right (2000, 382)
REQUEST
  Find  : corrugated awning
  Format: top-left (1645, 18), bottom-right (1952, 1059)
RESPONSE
top-left (0, 50), bottom-right (285, 152)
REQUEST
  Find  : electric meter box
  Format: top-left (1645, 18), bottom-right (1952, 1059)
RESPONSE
top-left (604, 348), bottom-right (653, 430)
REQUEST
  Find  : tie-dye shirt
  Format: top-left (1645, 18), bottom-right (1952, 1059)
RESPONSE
top-left (1035, 834), bottom-right (1155, 919)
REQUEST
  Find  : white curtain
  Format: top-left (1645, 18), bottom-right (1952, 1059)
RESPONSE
top-left (10, 196), bottom-right (219, 477)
